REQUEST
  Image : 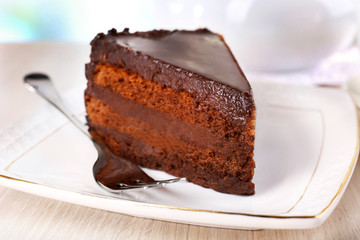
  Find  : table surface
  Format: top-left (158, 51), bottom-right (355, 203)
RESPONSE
top-left (0, 43), bottom-right (359, 239)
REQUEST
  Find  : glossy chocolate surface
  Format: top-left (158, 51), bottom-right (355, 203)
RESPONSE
top-left (115, 30), bottom-right (249, 91)
top-left (87, 28), bottom-right (255, 126)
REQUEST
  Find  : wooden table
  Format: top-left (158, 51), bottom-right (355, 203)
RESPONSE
top-left (0, 43), bottom-right (359, 239)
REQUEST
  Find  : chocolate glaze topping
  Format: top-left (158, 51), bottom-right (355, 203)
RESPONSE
top-left (87, 28), bottom-right (255, 127)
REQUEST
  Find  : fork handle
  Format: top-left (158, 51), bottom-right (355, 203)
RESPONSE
top-left (24, 73), bottom-right (90, 137)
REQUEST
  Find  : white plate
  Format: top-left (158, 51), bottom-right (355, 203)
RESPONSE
top-left (0, 81), bottom-right (358, 229)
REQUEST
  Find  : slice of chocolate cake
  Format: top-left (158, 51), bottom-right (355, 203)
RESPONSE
top-left (85, 28), bottom-right (256, 195)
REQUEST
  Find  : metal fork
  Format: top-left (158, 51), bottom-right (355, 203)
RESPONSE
top-left (23, 73), bottom-right (183, 192)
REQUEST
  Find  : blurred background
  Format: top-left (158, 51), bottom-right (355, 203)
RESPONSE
top-left (0, 0), bottom-right (359, 75)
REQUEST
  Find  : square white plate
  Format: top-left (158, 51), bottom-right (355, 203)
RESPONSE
top-left (0, 81), bottom-right (358, 229)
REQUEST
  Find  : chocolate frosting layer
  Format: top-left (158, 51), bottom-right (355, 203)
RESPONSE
top-left (86, 28), bottom-right (255, 126)
top-left (86, 84), bottom-right (241, 157)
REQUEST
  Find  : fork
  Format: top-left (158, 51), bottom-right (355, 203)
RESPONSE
top-left (23, 73), bottom-right (183, 191)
